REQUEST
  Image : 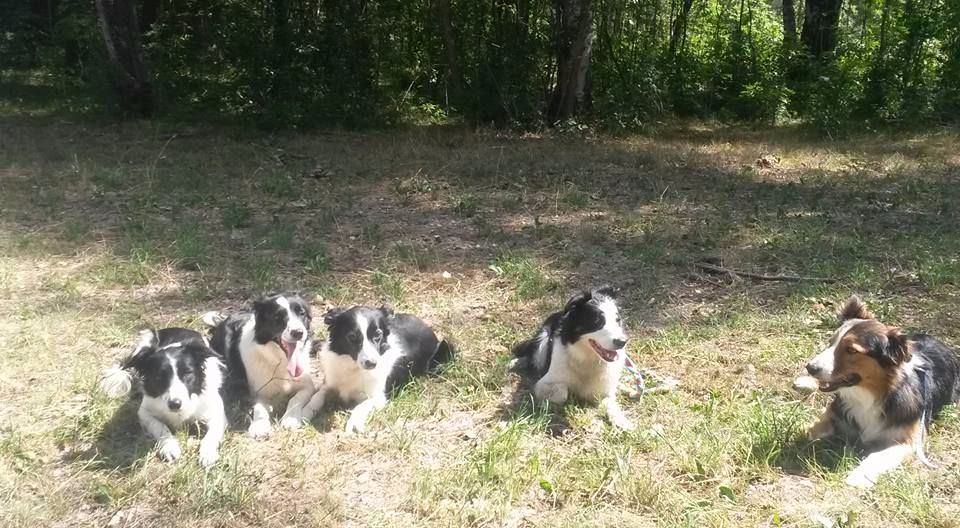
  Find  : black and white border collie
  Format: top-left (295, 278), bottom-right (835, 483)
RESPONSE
top-left (511, 286), bottom-right (634, 430)
top-left (204, 293), bottom-right (316, 438)
top-left (803, 295), bottom-right (960, 488)
top-left (98, 328), bottom-right (227, 466)
top-left (308, 305), bottom-right (453, 434)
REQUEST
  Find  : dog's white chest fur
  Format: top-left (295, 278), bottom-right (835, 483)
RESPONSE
top-left (319, 335), bottom-right (404, 404)
top-left (239, 320), bottom-right (313, 401)
top-left (560, 342), bottom-right (624, 401)
top-left (837, 386), bottom-right (888, 444)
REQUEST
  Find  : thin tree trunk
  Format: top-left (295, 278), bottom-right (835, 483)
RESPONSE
top-left (433, 0), bottom-right (461, 106)
top-left (95, 0), bottom-right (153, 116)
top-left (547, 0), bottom-right (594, 123)
top-left (782, 0), bottom-right (797, 48)
top-left (668, 0), bottom-right (695, 58)
top-left (270, 0), bottom-right (291, 99)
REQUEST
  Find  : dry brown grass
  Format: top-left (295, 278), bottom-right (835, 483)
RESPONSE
top-left (1, 117), bottom-right (959, 527)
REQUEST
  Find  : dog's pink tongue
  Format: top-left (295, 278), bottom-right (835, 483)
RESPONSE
top-left (285, 342), bottom-right (303, 378)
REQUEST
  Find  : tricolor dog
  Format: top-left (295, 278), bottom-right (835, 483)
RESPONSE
top-left (803, 295), bottom-right (960, 487)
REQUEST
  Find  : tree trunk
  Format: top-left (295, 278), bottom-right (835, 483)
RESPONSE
top-left (782, 0), bottom-right (797, 48)
top-left (139, 0), bottom-right (162, 35)
top-left (270, 0), bottom-right (292, 99)
top-left (800, 0), bottom-right (844, 58)
top-left (95, 0), bottom-right (153, 116)
top-left (547, 0), bottom-right (594, 123)
top-left (668, 0), bottom-right (695, 58)
top-left (433, 0), bottom-right (462, 106)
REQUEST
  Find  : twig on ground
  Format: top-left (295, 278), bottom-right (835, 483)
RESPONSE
top-left (694, 262), bottom-right (837, 283)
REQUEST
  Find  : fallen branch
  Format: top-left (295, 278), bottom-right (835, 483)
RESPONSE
top-left (694, 262), bottom-right (837, 283)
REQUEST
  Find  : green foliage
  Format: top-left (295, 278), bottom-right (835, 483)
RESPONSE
top-left (3, 0), bottom-right (958, 129)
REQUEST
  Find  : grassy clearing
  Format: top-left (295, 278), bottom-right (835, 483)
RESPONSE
top-left (1, 115), bottom-right (960, 527)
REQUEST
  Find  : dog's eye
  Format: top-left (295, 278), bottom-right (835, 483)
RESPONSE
top-left (348, 332), bottom-right (360, 343)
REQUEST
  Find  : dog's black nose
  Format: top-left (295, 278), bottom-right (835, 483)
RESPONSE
top-left (612, 339), bottom-right (627, 349)
top-left (805, 363), bottom-right (821, 376)
top-left (361, 359), bottom-right (377, 370)
top-left (290, 329), bottom-right (304, 340)
top-left (168, 398), bottom-right (182, 411)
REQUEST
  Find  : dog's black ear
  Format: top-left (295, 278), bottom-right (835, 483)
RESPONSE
top-left (864, 327), bottom-right (911, 367)
top-left (378, 305), bottom-right (394, 317)
top-left (323, 307), bottom-right (345, 326)
top-left (253, 297), bottom-right (272, 312)
top-left (839, 295), bottom-right (874, 321)
top-left (593, 285), bottom-right (620, 299)
top-left (882, 327), bottom-right (911, 365)
top-left (124, 329), bottom-right (158, 370)
top-left (563, 290), bottom-right (592, 313)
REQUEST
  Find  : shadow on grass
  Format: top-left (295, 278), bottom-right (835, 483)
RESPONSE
top-left (773, 435), bottom-right (857, 476)
top-left (60, 398), bottom-right (156, 472)
top-left (497, 372), bottom-right (572, 436)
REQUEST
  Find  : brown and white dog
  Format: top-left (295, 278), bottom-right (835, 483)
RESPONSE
top-left (802, 295), bottom-right (960, 487)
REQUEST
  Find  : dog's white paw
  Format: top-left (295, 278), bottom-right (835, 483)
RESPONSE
top-left (535, 383), bottom-right (568, 404)
top-left (248, 419), bottom-right (272, 440)
top-left (845, 470), bottom-right (875, 489)
top-left (609, 414), bottom-right (636, 431)
top-left (197, 442), bottom-right (219, 467)
top-left (280, 415), bottom-right (303, 430)
top-left (344, 416), bottom-right (367, 435)
top-left (157, 438), bottom-right (182, 462)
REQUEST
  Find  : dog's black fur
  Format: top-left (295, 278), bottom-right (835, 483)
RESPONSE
top-left (323, 305), bottom-right (453, 393)
top-left (208, 292), bottom-right (312, 392)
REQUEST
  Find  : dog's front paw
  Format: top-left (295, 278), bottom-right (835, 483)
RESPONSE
top-left (157, 438), bottom-right (182, 462)
top-left (197, 442), bottom-right (219, 467)
top-left (280, 415), bottom-right (304, 430)
top-left (247, 419), bottom-right (272, 440)
top-left (610, 414), bottom-right (636, 431)
top-left (344, 416), bottom-right (367, 435)
top-left (535, 383), bottom-right (568, 404)
top-left (845, 470), bottom-right (875, 489)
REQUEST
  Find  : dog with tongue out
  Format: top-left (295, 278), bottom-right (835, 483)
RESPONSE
top-left (510, 286), bottom-right (635, 430)
top-left (205, 292), bottom-right (318, 439)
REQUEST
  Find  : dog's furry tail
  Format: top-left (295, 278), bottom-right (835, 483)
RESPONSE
top-left (509, 334), bottom-right (547, 374)
top-left (430, 339), bottom-right (456, 370)
top-left (98, 329), bottom-right (158, 398)
top-left (511, 338), bottom-right (536, 358)
top-left (201, 310), bottom-right (226, 328)
top-left (98, 365), bottom-right (135, 398)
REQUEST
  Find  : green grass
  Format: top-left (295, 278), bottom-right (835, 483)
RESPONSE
top-left (371, 267), bottom-right (406, 305)
top-left (2, 117), bottom-right (959, 528)
top-left (222, 203), bottom-right (255, 229)
top-left (173, 223), bottom-right (207, 270)
top-left (491, 254), bottom-right (559, 301)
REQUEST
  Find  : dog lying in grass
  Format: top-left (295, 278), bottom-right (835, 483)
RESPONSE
top-left (511, 286), bottom-right (635, 430)
top-left (798, 295), bottom-right (960, 488)
top-left (99, 328), bottom-right (227, 466)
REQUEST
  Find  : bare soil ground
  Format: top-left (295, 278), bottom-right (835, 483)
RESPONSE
top-left (1, 116), bottom-right (959, 527)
